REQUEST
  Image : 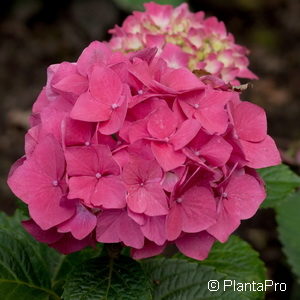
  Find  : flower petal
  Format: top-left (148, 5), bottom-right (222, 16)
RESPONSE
top-left (70, 92), bottom-right (110, 122)
top-left (175, 232), bottom-right (215, 260)
top-left (180, 186), bottom-right (217, 234)
top-left (233, 101), bottom-right (267, 142)
top-left (132, 240), bottom-right (166, 259)
top-left (151, 142), bottom-right (186, 171)
top-left (29, 195), bottom-right (75, 230)
top-left (240, 135), bottom-right (281, 168)
top-left (77, 41), bottom-right (111, 76)
top-left (171, 119), bottom-right (201, 151)
top-left (90, 66), bottom-right (122, 104)
top-left (147, 106), bottom-right (178, 139)
top-left (225, 173), bottom-right (266, 219)
top-left (91, 177), bottom-right (126, 209)
top-left (57, 204), bottom-right (97, 240)
top-left (141, 216), bottom-right (167, 246)
top-left (96, 210), bottom-right (144, 248)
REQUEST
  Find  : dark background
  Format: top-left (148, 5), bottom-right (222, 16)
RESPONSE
top-left (0, 1), bottom-right (299, 299)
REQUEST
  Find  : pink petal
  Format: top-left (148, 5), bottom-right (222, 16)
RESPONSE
top-left (145, 34), bottom-right (165, 48)
top-left (127, 140), bottom-right (155, 161)
top-left (50, 62), bottom-right (77, 92)
top-left (126, 187), bottom-right (148, 214)
top-left (62, 118), bottom-right (95, 147)
top-left (91, 176), bottom-right (126, 209)
top-left (239, 135), bottom-right (281, 168)
top-left (141, 216), bottom-right (167, 246)
top-left (132, 241), bottom-right (166, 259)
top-left (65, 146), bottom-right (99, 176)
top-left (34, 135), bottom-right (65, 179)
top-left (22, 219), bottom-right (62, 244)
top-left (221, 67), bottom-right (239, 82)
top-left (171, 119), bottom-right (201, 151)
top-left (201, 89), bottom-right (233, 108)
top-left (29, 194), bottom-right (75, 230)
top-left (194, 106), bottom-right (228, 134)
top-left (144, 2), bottom-right (172, 29)
top-left (77, 41), bottom-right (111, 76)
top-left (160, 44), bottom-right (190, 69)
top-left (94, 145), bottom-right (120, 175)
top-left (119, 213), bottom-right (145, 249)
top-left (123, 159), bottom-right (163, 185)
top-left (53, 74), bottom-right (88, 97)
top-left (97, 133), bottom-right (118, 149)
top-left (98, 95), bottom-right (128, 135)
top-left (50, 233), bottom-right (94, 254)
top-left (151, 142), bottom-right (186, 171)
top-left (232, 101), bottom-right (267, 142)
top-left (89, 66), bottom-right (122, 104)
top-left (147, 106), bottom-right (178, 139)
top-left (39, 97), bottom-right (73, 141)
top-left (25, 126), bottom-right (40, 157)
top-left (128, 60), bottom-right (153, 88)
top-left (143, 183), bottom-right (169, 216)
top-left (96, 210), bottom-right (123, 243)
top-left (110, 62), bottom-right (129, 83)
top-left (180, 186), bottom-right (217, 234)
top-left (45, 63), bottom-right (60, 100)
top-left (129, 47), bottom-right (158, 64)
top-left (68, 176), bottom-right (97, 205)
top-left (7, 136), bottom-right (65, 205)
top-left (162, 67), bottom-right (203, 91)
top-left (66, 145), bottom-right (119, 177)
top-left (166, 204), bottom-right (183, 241)
top-left (127, 183), bottom-right (168, 216)
top-left (238, 68), bottom-right (258, 79)
top-left (96, 210), bottom-right (144, 248)
top-left (57, 204), bottom-right (97, 240)
top-left (32, 88), bottom-right (50, 114)
top-left (199, 136), bottom-right (233, 166)
top-left (204, 58), bottom-right (223, 74)
top-left (7, 157), bottom-right (26, 179)
top-left (128, 119), bottom-right (149, 143)
top-left (129, 97), bottom-right (165, 119)
top-left (207, 199), bottom-right (240, 242)
top-left (161, 171), bottom-right (179, 192)
top-left (178, 89), bottom-right (206, 118)
top-left (225, 173), bottom-right (266, 219)
top-left (113, 148), bottom-right (130, 169)
top-left (8, 159), bottom-right (61, 205)
top-left (70, 92), bottom-right (110, 122)
top-left (175, 232), bottom-right (215, 260)
top-left (127, 209), bottom-right (146, 226)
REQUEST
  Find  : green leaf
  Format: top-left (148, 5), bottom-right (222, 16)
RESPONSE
top-left (63, 255), bottom-right (152, 300)
top-left (0, 210), bottom-right (106, 299)
top-left (52, 246), bottom-right (103, 295)
top-left (142, 236), bottom-right (266, 300)
top-left (0, 210), bottom-right (61, 300)
top-left (112, 0), bottom-right (185, 12)
top-left (276, 192), bottom-right (300, 279)
top-left (198, 236), bottom-right (266, 284)
top-left (16, 199), bottom-right (30, 218)
top-left (258, 164), bottom-right (300, 208)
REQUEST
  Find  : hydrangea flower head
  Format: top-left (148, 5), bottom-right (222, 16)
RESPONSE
top-left (109, 2), bottom-right (257, 83)
top-left (7, 41), bottom-right (280, 260)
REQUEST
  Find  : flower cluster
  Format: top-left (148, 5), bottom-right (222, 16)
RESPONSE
top-left (7, 41), bottom-right (280, 260)
top-left (109, 2), bottom-right (258, 84)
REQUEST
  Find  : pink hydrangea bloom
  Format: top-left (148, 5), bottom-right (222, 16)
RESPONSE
top-left (7, 41), bottom-right (280, 260)
top-left (109, 2), bottom-right (257, 84)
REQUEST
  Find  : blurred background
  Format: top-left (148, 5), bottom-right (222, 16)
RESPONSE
top-left (0, 0), bottom-right (299, 299)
